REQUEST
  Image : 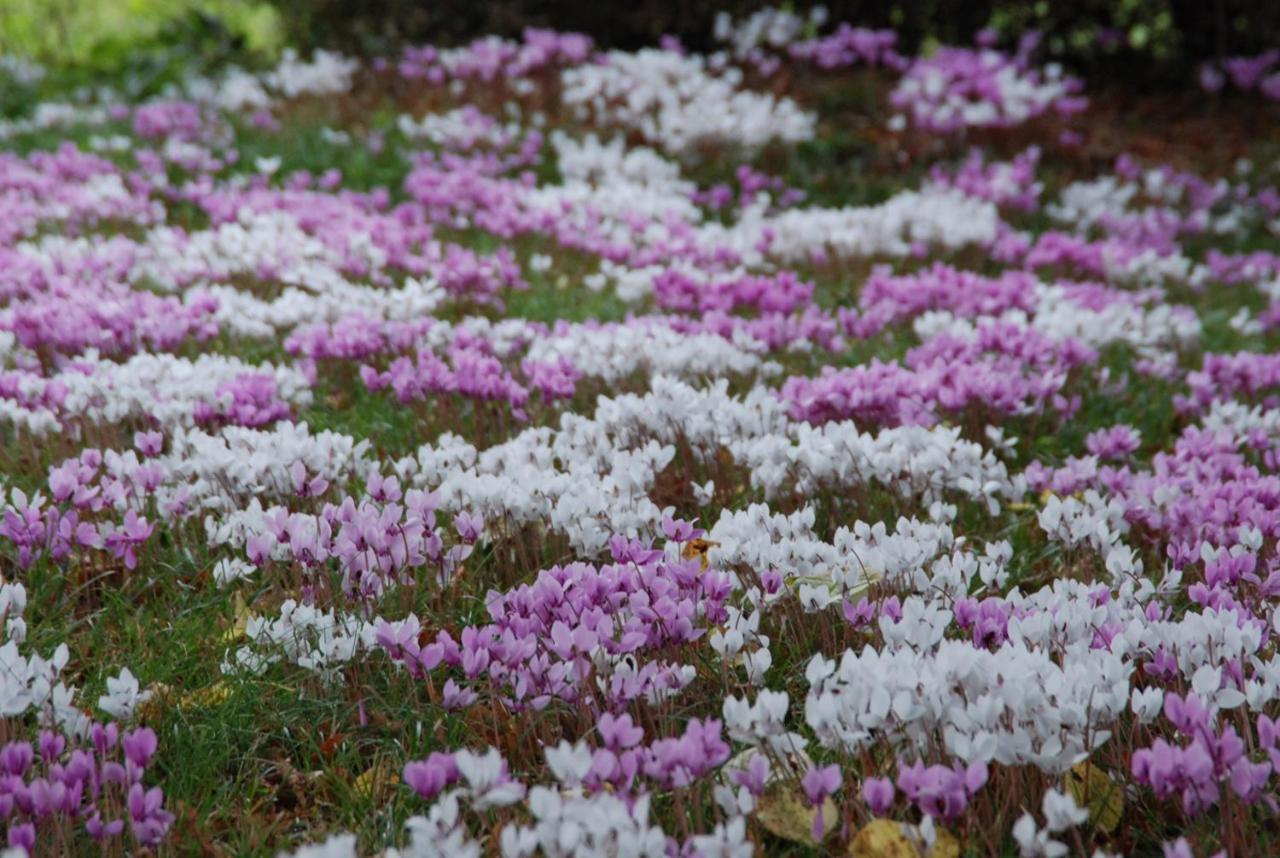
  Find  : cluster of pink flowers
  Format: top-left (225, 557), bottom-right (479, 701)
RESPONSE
top-left (1200, 51), bottom-right (1280, 99)
top-left (1133, 695), bottom-right (1276, 813)
top-left (378, 528), bottom-right (732, 710)
top-left (0, 726), bottom-right (173, 852)
top-left (789, 24), bottom-right (905, 70)
top-left (396, 28), bottom-right (594, 84)
top-left (782, 321), bottom-right (1092, 428)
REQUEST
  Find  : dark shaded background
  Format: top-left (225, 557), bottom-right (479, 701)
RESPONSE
top-left (4, 0), bottom-right (1276, 117)
top-left (267, 0), bottom-right (1279, 88)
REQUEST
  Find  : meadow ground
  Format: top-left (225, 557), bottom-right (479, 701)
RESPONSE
top-left (4, 9), bottom-right (1280, 857)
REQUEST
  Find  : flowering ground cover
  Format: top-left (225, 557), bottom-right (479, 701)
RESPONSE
top-left (5, 6), bottom-right (1280, 856)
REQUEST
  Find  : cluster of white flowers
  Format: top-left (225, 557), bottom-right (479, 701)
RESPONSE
top-left (71, 352), bottom-right (309, 429)
top-left (526, 134), bottom-right (1000, 298)
top-left (709, 504), bottom-right (1010, 604)
top-left (0, 55), bottom-right (46, 85)
top-left (779, 561), bottom-right (1280, 779)
top-left (1012, 788), bottom-right (1089, 857)
top-left (722, 689), bottom-right (806, 754)
top-left (185, 67), bottom-right (274, 112)
top-left (734, 419), bottom-right (1017, 510)
top-left (289, 745), bottom-right (692, 858)
top-left (277, 833), bottom-right (358, 858)
top-left (1047, 176), bottom-right (1142, 231)
top-left (561, 49), bottom-right (815, 153)
top-left (890, 49), bottom-right (1079, 131)
top-left (1038, 490), bottom-right (1143, 580)
top-left (0, 102), bottom-right (113, 141)
top-left (159, 421), bottom-right (373, 518)
top-left (1201, 399), bottom-right (1280, 441)
top-left (397, 108), bottom-right (520, 148)
top-left (207, 276), bottom-right (446, 338)
top-left (131, 210), bottom-right (375, 290)
top-left (387, 375), bottom-right (1015, 557)
top-left (713, 7), bottom-right (827, 58)
top-left (805, 625), bottom-right (1133, 772)
top-left (524, 322), bottom-right (776, 382)
top-left (265, 49), bottom-right (360, 99)
top-left (1052, 170), bottom-right (1264, 239)
top-left (708, 188), bottom-right (1001, 263)
top-left (913, 286), bottom-right (1202, 364)
top-left (230, 600), bottom-right (378, 681)
top-left (180, 49), bottom-right (357, 114)
top-left (0, 582), bottom-right (98, 737)
top-left (97, 667), bottom-right (152, 720)
top-left (0, 349), bottom-right (313, 435)
top-left (498, 786), bottom-right (671, 857)
top-left (528, 132), bottom-right (701, 230)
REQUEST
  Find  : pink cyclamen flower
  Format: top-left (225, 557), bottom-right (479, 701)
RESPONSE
top-left (133, 430), bottom-right (163, 456)
top-left (123, 727), bottom-right (158, 770)
top-left (842, 596), bottom-right (875, 627)
top-left (1199, 64), bottom-right (1225, 93)
top-left (729, 753), bottom-right (770, 797)
top-left (103, 510), bottom-right (154, 571)
top-left (127, 783), bottom-right (174, 844)
top-left (897, 759), bottom-right (987, 823)
top-left (8, 822), bottom-right (35, 853)
top-left (597, 712), bottom-right (645, 751)
top-left (404, 752), bottom-right (460, 801)
top-left (660, 515), bottom-right (703, 543)
top-left (454, 511), bottom-right (484, 544)
top-left (863, 776), bottom-right (895, 815)
top-left (802, 763), bottom-right (841, 840)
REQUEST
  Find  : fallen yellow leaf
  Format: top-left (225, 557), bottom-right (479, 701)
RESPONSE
top-left (724, 749), bottom-right (840, 846)
top-left (848, 819), bottom-right (960, 858)
top-left (352, 759), bottom-right (399, 801)
top-left (756, 783), bottom-right (838, 846)
top-left (137, 680), bottom-right (233, 718)
top-left (849, 819), bottom-right (917, 858)
top-left (183, 681), bottom-right (233, 709)
top-left (1066, 761), bottom-right (1124, 833)
top-left (218, 591), bottom-right (255, 646)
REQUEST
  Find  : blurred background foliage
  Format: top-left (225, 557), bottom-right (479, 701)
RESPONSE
top-left (0, 0), bottom-right (281, 110)
top-left (0, 0), bottom-right (1276, 92)
top-left (0, 0), bottom-right (281, 61)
